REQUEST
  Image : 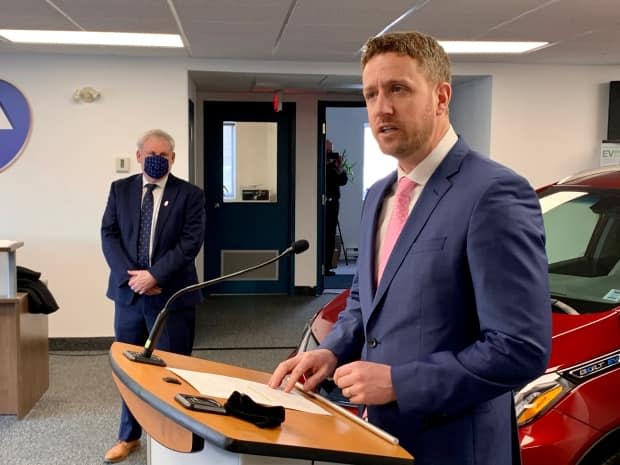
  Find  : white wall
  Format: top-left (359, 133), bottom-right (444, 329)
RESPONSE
top-left (0, 54), bottom-right (188, 337)
top-left (1, 52), bottom-right (618, 337)
top-left (454, 63), bottom-right (614, 187)
top-left (451, 76), bottom-right (492, 156)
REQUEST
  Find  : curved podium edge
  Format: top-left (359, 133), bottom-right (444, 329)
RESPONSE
top-left (109, 344), bottom-right (413, 465)
top-left (110, 352), bottom-right (231, 453)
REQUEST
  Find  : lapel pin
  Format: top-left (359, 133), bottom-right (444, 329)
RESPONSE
top-left (164, 200), bottom-right (169, 207)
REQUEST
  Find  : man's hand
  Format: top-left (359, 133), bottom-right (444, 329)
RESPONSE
top-left (333, 361), bottom-right (396, 405)
top-left (143, 286), bottom-right (162, 296)
top-left (268, 349), bottom-right (337, 393)
top-left (127, 270), bottom-right (158, 295)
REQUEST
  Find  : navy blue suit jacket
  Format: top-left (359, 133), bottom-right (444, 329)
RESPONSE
top-left (321, 139), bottom-right (551, 465)
top-left (101, 173), bottom-right (205, 310)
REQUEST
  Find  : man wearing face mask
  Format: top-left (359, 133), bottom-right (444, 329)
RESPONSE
top-left (101, 129), bottom-right (205, 463)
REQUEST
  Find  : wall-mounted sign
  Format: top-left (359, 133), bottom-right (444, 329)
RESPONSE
top-left (0, 80), bottom-right (32, 172)
top-left (601, 141), bottom-right (620, 167)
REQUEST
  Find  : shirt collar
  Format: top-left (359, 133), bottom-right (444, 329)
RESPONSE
top-left (398, 125), bottom-right (458, 186)
top-left (142, 173), bottom-right (169, 190)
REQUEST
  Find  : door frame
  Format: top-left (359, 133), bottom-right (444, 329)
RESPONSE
top-left (203, 100), bottom-right (296, 294)
top-left (316, 100), bottom-right (366, 293)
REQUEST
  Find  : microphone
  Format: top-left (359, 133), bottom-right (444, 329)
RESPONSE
top-left (123, 239), bottom-right (310, 366)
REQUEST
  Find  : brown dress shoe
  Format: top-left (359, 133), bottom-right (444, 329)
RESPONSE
top-left (103, 439), bottom-right (141, 463)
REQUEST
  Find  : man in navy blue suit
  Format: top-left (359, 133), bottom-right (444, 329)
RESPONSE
top-left (101, 129), bottom-right (205, 463)
top-left (271, 31), bottom-right (551, 465)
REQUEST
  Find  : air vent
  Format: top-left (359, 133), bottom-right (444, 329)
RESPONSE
top-left (221, 250), bottom-right (278, 281)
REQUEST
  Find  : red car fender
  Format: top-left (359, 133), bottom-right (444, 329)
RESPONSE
top-left (520, 408), bottom-right (599, 465)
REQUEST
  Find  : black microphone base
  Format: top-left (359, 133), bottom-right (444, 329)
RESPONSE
top-left (123, 350), bottom-right (166, 367)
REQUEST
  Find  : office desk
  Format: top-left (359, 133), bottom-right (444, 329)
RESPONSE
top-left (110, 342), bottom-right (413, 465)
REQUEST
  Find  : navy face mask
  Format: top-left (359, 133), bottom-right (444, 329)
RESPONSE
top-left (144, 154), bottom-right (169, 179)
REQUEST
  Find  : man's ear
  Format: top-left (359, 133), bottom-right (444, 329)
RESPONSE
top-left (436, 82), bottom-right (451, 115)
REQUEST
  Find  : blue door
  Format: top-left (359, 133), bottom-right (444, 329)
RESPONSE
top-left (203, 101), bottom-right (295, 294)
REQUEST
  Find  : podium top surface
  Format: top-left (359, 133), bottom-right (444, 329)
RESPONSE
top-left (110, 342), bottom-right (413, 465)
top-left (0, 240), bottom-right (24, 252)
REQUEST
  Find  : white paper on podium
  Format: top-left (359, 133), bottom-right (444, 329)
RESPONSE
top-left (169, 368), bottom-right (329, 415)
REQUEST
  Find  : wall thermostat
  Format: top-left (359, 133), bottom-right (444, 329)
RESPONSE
top-left (116, 157), bottom-right (130, 173)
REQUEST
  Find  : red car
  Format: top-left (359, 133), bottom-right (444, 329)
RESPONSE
top-left (297, 167), bottom-right (620, 465)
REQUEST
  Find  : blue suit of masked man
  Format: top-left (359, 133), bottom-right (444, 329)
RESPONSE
top-left (101, 129), bottom-right (205, 460)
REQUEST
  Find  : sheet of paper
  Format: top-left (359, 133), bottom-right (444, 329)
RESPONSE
top-left (169, 368), bottom-right (329, 415)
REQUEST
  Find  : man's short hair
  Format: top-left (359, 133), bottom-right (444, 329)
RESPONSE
top-left (137, 129), bottom-right (175, 151)
top-left (361, 31), bottom-right (451, 85)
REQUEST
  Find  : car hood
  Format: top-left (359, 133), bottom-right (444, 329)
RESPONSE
top-left (547, 308), bottom-right (620, 371)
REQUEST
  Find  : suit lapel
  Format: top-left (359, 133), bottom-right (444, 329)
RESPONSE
top-left (358, 173), bottom-right (396, 310)
top-left (371, 140), bottom-right (469, 310)
top-left (129, 175), bottom-right (143, 262)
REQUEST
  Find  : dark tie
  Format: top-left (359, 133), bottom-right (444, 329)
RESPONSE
top-left (137, 184), bottom-right (157, 269)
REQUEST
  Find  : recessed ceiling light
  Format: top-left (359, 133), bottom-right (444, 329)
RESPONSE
top-left (439, 41), bottom-right (548, 54)
top-left (0, 30), bottom-right (183, 48)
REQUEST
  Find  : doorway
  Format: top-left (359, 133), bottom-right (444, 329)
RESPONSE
top-left (318, 100), bottom-right (366, 293)
top-left (203, 101), bottom-right (295, 294)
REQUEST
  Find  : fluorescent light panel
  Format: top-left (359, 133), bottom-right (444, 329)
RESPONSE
top-left (0, 29), bottom-right (546, 54)
top-left (439, 41), bottom-right (548, 54)
top-left (0, 30), bottom-right (183, 48)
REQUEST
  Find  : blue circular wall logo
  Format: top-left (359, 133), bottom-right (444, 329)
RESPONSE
top-left (0, 80), bottom-right (32, 172)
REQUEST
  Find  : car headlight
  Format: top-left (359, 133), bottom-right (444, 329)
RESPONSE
top-left (514, 372), bottom-right (575, 426)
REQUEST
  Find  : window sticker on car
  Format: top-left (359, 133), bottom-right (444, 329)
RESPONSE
top-left (602, 289), bottom-right (620, 302)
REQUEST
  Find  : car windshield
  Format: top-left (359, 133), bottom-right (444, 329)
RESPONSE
top-left (540, 188), bottom-right (620, 313)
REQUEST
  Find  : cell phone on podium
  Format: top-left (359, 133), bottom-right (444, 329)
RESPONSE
top-left (174, 393), bottom-right (227, 414)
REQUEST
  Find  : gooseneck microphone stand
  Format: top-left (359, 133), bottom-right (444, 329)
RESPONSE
top-left (123, 239), bottom-right (310, 366)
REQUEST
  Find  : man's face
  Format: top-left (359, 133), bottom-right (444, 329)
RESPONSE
top-left (136, 136), bottom-right (175, 175)
top-left (362, 52), bottom-right (450, 169)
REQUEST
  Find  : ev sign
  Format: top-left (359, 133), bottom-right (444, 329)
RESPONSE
top-left (0, 80), bottom-right (31, 172)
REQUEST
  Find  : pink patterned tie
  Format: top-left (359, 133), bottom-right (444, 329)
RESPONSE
top-left (377, 177), bottom-right (416, 282)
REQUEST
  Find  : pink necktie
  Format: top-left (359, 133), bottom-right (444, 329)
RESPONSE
top-left (378, 177), bottom-right (416, 282)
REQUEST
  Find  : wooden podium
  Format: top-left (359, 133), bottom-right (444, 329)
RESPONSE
top-left (110, 342), bottom-right (413, 465)
top-left (0, 241), bottom-right (49, 418)
top-left (0, 296), bottom-right (49, 419)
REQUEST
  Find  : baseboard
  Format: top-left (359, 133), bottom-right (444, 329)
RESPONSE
top-left (294, 286), bottom-right (317, 296)
top-left (49, 337), bottom-right (114, 351)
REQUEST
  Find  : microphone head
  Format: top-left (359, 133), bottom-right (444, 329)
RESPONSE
top-left (290, 239), bottom-right (309, 255)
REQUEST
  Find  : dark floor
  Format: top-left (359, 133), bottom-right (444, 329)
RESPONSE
top-left (194, 293), bottom-right (335, 354)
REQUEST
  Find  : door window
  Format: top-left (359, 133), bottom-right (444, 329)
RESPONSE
top-left (222, 121), bottom-right (277, 203)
